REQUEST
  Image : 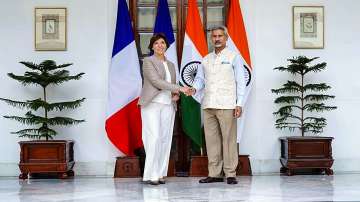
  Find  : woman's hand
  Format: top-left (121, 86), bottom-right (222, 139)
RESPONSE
top-left (172, 93), bottom-right (180, 101)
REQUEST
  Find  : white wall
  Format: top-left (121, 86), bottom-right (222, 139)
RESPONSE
top-left (240, 0), bottom-right (360, 173)
top-left (0, 0), bottom-right (119, 176)
top-left (0, 0), bottom-right (359, 176)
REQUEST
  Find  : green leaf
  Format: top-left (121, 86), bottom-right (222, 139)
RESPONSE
top-left (18, 134), bottom-right (45, 139)
top-left (303, 83), bottom-right (331, 92)
top-left (272, 81), bottom-right (303, 94)
top-left (0, 98), bottom-right (85, 111)
top-left (304, 62), bottom-right (327, 74)
top-left (304, 94), bottom-right (335, 102)
top-left (273, 105), bottom-right (302, 116)
top-left (7, 73), bottom-right (41, 86)
top-left (19, 61), bottom-right (41, 71)
top-left (47, 116), bottom-right (85, 126)
top-left (5, 111), bottom-right (85, 126)
top-left (38, 60), bottom-right (57, 71)
top-left (288, 56), bottom-right (318, 66)
top-left (44, 72), bottom-right (85, 86)
top-left (11, 125), bottom-right (57, 140)
top-left (38, 60), bottom-right (73, 71)
top-left (304, 117), bottom-right (326, 123)
top-left (274, 66), bottom-right (301, 75)
top-left (0, 98), bottom-right (31, 109)
top-left (51, 70), bottom-right (70, 77)
top-left (55, 63), bottom-right (73, 69)
top-left (274, 123), bottom-right (301, 132)
top-left (11, 127), bottom-right (57, 137)
top-left (274, 96), bottom-right (302, 104)
top-left (275, 113), bottom-right (301, 122)
top-left (303, 120), bottom-right (327, 134)
top-left (46, 98), bottom-right (86, 111)
top-left (287, 63), bottom-right (305, 75)
top-left (4, 111), bottom-right (45, 125)
top-left (304, 103), bottom-right (337, 112)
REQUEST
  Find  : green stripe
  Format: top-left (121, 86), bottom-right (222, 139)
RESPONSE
top-left (180, 93), bottom-right (203, 149)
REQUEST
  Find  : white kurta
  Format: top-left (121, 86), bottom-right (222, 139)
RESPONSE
top-left (141, 61), bottom-right (175, 181)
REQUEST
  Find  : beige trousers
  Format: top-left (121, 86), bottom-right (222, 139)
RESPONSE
top-left (203, 108), bottom-right (238, 178)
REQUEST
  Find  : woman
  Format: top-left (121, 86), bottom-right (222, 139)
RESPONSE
top-left (138, 33), bottom-right (189, 185)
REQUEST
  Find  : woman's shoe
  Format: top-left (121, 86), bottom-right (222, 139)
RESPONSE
top-left (159, 179), bottom-right (165, 184)
top-left (149, 181), bottom-right (160, 185)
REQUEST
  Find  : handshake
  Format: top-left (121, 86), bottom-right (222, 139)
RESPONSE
top-left (171, 86), bottom-right (195, 101)
top-left (178, 86), bottom-right (196, 96)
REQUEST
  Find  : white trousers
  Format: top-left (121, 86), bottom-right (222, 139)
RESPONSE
top-left (141, 102), bottom-right (175, 181)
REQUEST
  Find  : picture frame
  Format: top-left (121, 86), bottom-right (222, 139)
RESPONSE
top-left (35, 7), bottom-right (67, 51)
top-left (293, 6), bottom-right (324, 49)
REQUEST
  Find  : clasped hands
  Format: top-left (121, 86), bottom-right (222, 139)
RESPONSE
top-left (179, 86), bottom-right (196, 96)
top-left (172, 87), bottom-right (195, 101)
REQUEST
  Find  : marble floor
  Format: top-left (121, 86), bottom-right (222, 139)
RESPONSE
top-left (1, 174), bottom-right (360, 202)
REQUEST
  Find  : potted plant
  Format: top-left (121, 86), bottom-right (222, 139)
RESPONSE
top-left (0, 60), bottom-right (85, 179)
top-left (271, 56), bottom-right (337, 176)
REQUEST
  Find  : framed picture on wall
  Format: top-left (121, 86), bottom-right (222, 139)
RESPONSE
top-left (35, 7), bottom-right (67, 51)
top-left (293, 6), bottom-right (324, 49)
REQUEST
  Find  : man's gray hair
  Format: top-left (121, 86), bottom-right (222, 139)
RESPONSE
top-left (210, 25), bottom-right (228, 37)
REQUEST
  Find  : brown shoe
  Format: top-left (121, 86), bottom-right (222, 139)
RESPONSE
top-left (226, 177), bottom-right (238, 185)
top-left (199, 177), bottom-right (224, 183)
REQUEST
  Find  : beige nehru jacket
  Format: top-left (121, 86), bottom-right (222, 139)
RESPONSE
top-left (138, 55), bottom-right (180, 107)
top-left (202, 48), bottom-right (237, 109)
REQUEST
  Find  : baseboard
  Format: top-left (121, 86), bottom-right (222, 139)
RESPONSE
top-left (0, 162), bottom-right (116, 177)
top-left (1, 159), bottom-right (360, 177)
top-left (0, 163), bottom-right (19, 176)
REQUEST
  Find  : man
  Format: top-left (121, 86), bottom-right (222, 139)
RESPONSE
top-left (190, 26), bottom-right (245, 185)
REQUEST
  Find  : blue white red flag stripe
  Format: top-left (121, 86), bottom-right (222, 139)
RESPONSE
top-left (105, 0), bottom-right (143, 156)
top-left (154, 0), bottom-right (179, 80)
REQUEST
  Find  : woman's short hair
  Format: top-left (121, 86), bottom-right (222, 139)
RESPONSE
top-left (148, 33), bottom-right (169, 53)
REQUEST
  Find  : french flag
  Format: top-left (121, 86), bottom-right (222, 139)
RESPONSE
top-left (154, 0), bottom-right (178, 79)
top-left (105, 0), bottom-right (143, 156)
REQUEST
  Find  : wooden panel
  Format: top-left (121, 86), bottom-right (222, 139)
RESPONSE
top-left (114, 156), bottom-right (176, 178)
top-left (189, 156), bottom-right (208, 176)
top-left (27, 145), bottom-right (61, 162)
top-left (290, 141), bottom-right (328, 158)
top-left (167, 158), bottom-right (176, 177)
top-left (189, 155), bottom-right (252, 176)
top-left (287, 159), bottom-right (334, 168)
top-left (114, 156), bottom-right (141, 178)
top-left (237, 155), bottom-right (252, 176)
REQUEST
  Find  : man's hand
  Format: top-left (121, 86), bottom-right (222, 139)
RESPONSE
top-left (234, 106), bottom-right (242, 118)
top-left (187, 87), bottom-right (196, 96)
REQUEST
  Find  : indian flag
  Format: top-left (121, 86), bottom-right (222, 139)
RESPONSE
top-left (226, 0), bottom-right (252, 142)
top-left (180, 0), bottom-right (208, 150)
